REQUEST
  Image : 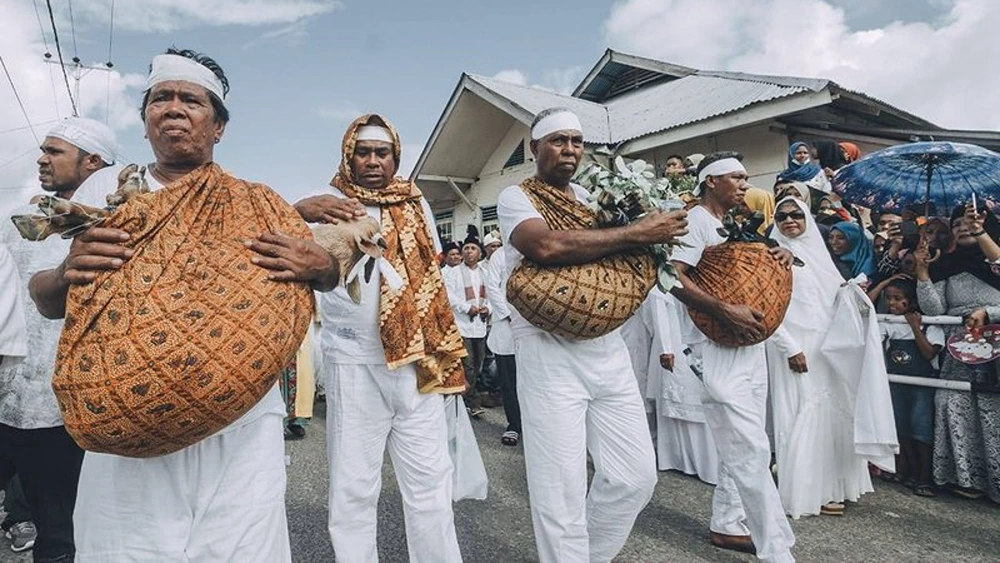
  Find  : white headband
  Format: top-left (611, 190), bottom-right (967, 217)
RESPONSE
top-left (531, 110), bottom-right (583, 140)
top-left (145, 54), bottom-right (226, 101)
top-left (697, 157), bottom-right (746, 184)
top-left (356, 125), bottom-right (393, 144)
top-left (46, 117), bottom-right (118, 164)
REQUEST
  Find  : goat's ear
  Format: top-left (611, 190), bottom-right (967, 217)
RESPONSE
top-left (363, 255), bottom-right (377, 283)
top-left (355, 233), bottom-right (384, 258)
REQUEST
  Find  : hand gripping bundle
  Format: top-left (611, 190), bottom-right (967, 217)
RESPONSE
top-left (53, 163), bottom-right (314, 457)
top-left (686, 213), bottom-right (792, 347)
top-left (506, 177), bottom-right (657, 339)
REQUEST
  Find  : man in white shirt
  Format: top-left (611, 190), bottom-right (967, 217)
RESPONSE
top-left (445, 235), bottom-right (490, 414)
top-left (497, 107), bottom-right (689, 563)
top-left (30, 48), bottom-right (337, 562)
top-left (484, 243), bottom-right (521, 445)
top-left (669, 152), bottom-right (796, 562)
top-left (294, 113), bottom-right (466, 563)
top-left (1, 116), bottom-right (118, 562)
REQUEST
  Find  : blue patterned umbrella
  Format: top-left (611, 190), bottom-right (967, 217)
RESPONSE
top-left (832, 141), bottom-right (1000, 215)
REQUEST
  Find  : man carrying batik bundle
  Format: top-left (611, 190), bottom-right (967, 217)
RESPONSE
top-left (31, 48), bottom-right (337, 562)
top-left (496, 107), bottom-right (689, 563)
top-left (295, 114), bottom-right (466, 563)
top-left (669, 152), bottom-right (797, 562)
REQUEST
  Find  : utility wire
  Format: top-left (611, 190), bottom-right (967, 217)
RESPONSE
top-left (45, 0), bottom-right (79, 116)
top-left (1, 56), bottom-right (40, 145)
top-left (31, 0), bottom-right (52, 53)
top-left (68, 0), bottom-right (80, 59)
top-left (0, 119), bottom-right (61, 136)
top-left (105, 0), bottom-right (116, 124)
top-left (0, 148), bottom-right (40, 171)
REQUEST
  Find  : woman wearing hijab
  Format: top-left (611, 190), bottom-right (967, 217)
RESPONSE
top-left (840, 142), bottom-right (862, 164)
top-left (915, 204), bottom-right (1000, 503)
top-left (766, 197), bottom-right (878, 517)
top-left (828, 221), bottom-right (877, 281)
top-left (743, 186), bottom-right (776, 235)
top-left (777, 141), bottom-right (831, 194)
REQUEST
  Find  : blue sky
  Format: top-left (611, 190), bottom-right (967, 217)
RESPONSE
top-left (2, 0), bottom-right (990, 215)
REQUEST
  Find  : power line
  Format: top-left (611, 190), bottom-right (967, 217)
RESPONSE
top-left (45, 0), bottom-right (78, 116)
top-left (105, 0), bottom-right (116, 124)
top-left (0, 147), bottom-right (40, 171)
top-left (68, 0), bottom-right (80, 59)
top-left (0, 119), bottom-right (60, 136)
top-left (31, 0), bottom-right (52, 54)
top-left (0, 56), bottom-right (40, 145)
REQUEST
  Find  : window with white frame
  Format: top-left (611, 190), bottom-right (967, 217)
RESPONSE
top-left (480, 205), bottom-right (499, 238)
top-left (435, 210), bottom-right (454, 243)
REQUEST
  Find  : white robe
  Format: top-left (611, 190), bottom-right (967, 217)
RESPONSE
top-left (0, 241), bottom-right (27, 359)
top-left (766, 197), bottom-right (891, 518)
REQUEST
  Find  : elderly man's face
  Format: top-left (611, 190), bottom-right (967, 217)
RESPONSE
top-left (445, 248), bottom-right (462, 267)
top-left (37, 137), bottom-right (92, 194)
top-left (144, 80), bottom-right (224, 167)
top-left (485, 241), bottom-right (501, 259)
top-left (462, 243), bottom-right (481, 266)
top-left (351, 140), bottom-right (396, 189)
top-left (705, 171), bottom-right (749, 210)
top-left (531, 130), bottom-right (583, 187)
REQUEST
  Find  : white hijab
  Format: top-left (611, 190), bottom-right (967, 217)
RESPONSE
top-left (769, 196), bottom-right (843, 331)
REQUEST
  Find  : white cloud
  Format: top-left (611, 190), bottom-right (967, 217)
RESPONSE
top-left (72, 0), bottom-right (342, 33)
top-left (603, 0), bottom-right (1000, 130)
top-left (0, 2), bottom-right (145, 218)
top-left (243, 20), bottom-right (312, 50)
top-left (492, 69), bottom-right (529, 86)
top-left (492, 67), bottom-right (585, 95)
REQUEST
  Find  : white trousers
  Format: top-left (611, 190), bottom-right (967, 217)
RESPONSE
top-left (516, 332), bottom-right (657, 563)
top-left (701, 341), bottom-right (795, 563)
top-left (325, 363), bottom-right (461, 563)
top-left (74, 414), bottom-right (290, 563)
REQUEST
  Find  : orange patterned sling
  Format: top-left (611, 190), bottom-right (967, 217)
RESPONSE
top-left (506, 176), bottom-right (657, 339)
top-left (53, 163), bottom-right (314, 457)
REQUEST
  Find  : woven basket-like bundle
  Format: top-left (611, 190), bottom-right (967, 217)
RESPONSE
top-left (507, 250), bottom-right (656, 339)
top-left (687, 242), bottom-right (791, 347)
top-left (53, 164), bottom-right (314, 457)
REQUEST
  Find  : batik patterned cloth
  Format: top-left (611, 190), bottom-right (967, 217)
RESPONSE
top-left (332, 114), bottom-right (466, 394)
top-left (54, 163), bottom-right (314, 457)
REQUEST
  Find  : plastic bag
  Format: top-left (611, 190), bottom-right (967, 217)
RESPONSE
top-left (445, 395), bottom-right (488, 501)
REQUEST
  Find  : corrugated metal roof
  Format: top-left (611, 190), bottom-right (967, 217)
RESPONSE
top-left (468, 73), bottom-right (809, 145)
top-left (467, 75), bottom-right (612, 143)
top-left (607, 74), bottom-right (810, 142)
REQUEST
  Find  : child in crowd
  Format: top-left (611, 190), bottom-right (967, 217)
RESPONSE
top-left (880, 279), bottom-right (944, 497)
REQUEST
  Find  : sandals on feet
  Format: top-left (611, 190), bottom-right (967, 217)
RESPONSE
top-left (913, 483), bottom-right (936, 497)
top-left (820, 502), bottom-right (845, 516)
top-left (501, 430), bottom-right (520, 446)
top-left (951, 486), bottom-right (984, 500)
top-left (880, 472), bottom-right (903, 484)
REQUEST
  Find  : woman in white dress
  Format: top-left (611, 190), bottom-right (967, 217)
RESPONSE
top-left (766, 196), bottom-right (874, 518)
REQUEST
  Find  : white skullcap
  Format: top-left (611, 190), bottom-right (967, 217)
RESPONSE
top-left (531, 110), bottom-right (583, 140)
top-left (356, 125), bottom-right (393, 144)
top-left (145, 54), bottom-right (226, 102)
top-left (694, 157), bottom-right (747, 196)
top-left (482, 231), bottom-right (501, 247)
top-left (46, 117), bottom-right (118, 164)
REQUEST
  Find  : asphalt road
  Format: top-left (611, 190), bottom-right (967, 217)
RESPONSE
top-left (4, 402), bottom-right (999, 562)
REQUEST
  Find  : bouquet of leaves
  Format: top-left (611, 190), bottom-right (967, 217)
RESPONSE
top-left (574, 156), bottom-right (692, 292)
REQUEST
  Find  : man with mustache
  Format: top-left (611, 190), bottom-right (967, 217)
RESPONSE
top-left (1, 117), bottom-right (118, 563)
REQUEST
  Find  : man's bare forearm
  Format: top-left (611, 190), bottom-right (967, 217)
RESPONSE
top-left (669, 264), bottom-right (727, 318)
top-left (29, 265), bottom-right (69, 319)
top-left (515, 224), bottom-right (641, 266)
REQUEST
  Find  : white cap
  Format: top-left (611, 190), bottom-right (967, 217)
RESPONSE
top-left (356, 125), bottom-right (393, 144)
top-left (46, 117), bottom-right (118, 164)
top-left (483, 231), bottom-right (501, 247)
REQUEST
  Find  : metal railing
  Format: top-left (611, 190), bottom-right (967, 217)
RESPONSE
top-left (877, 314), bottom-right (999, 393)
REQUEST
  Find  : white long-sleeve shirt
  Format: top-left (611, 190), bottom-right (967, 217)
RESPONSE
top-left (444, 262), bottom-right (489, 339)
